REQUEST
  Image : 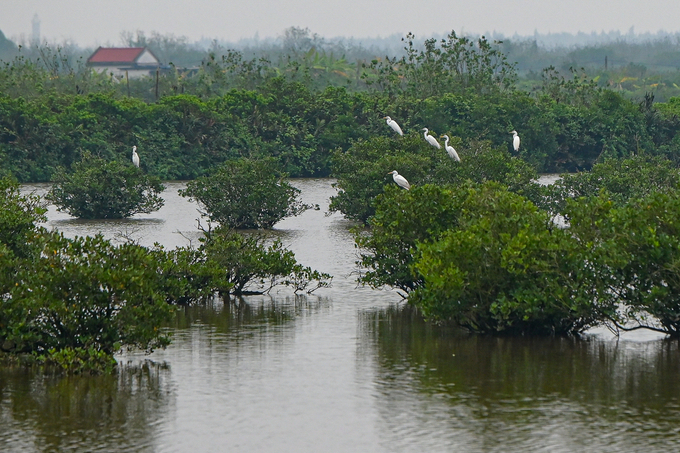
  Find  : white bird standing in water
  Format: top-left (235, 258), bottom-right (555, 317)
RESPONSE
top-left (388, 170), bottom-right (410, 190)
top-left (383, 116), bottom-right (403, 136)
top-left (422, 128), bottom-right (441, 149)
top-left (510, 130), bottom-right (520, 152)
top-left (132, 145), bottom-right (140, 168)
top-left (440, 135), bottom-right (461, 162)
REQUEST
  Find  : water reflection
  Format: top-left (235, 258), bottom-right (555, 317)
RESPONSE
top-left (146, 295), bottom-right (362, 453)
top-left (0, 361), bottom-right (172, 452)
top-left (360, 304), bottom-right (680, 452)
top-left (171, 295), bottom-right (331, 332)
top-left (16, 177), bottom-right (680, 452)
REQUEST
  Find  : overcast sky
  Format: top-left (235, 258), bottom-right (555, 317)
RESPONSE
top-left (2, 0), bottom-right (680, 47)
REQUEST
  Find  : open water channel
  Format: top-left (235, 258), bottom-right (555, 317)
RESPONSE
top-left (2, 178), bottom-right (680, 452)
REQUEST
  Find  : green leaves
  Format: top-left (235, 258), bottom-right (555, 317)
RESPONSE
top-left (180, 157), bottom-right (307, 229)
top-left (360, 168), bottom-right (680, 337)
top-left (410, 185), bottom-right (605, 335)
top-left (46, 152), bottom-right (165, 219)
top-left (331, 135), bottom-right (541, 224)
top-left (1, 230), bottom-right (175, 357)
top-left (571, 190), bottom-right (680, 336)
top-left (546, 155), bottom-right (680, 213)
top-left (162, 226), bottom-right (332, 296)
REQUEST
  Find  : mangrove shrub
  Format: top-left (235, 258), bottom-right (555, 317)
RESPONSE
top-left (47, 153), bottom-right (165, 219)
top-left (3, 232), bottom-right (175, 356)
top-left (180, 158), bottom-right (308, 229)
top-left (331, 136), bottom-right (542, 224)
top-left (410, 184), bottom-right (614, 335)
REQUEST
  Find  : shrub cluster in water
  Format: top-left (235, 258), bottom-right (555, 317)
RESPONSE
top-left (0, 166), bottom-right (330, 373)
top-left (179, 158), bottom-right (309, 229)
top-left (346, 148), bottom-right (680, 337)
top-left (47, 152), bottom-right (165, 219)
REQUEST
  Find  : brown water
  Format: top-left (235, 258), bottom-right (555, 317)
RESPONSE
top-left (2, 179), bottom-right (680, 452)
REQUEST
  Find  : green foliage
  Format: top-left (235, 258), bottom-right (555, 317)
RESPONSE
top-left (1, 231), bottom-right (175, 356)
top-left (546, 155), bottom-right (680, 213)
top-left (330, 135), bottom-right (541, 224)
top-left (363, 31), bottom-right (517, 98)
top-left (329, 134), bottom-right (440, 223)
top-left (0, 176), bottom-right (46, 258)
top-left (361, 167), bottom-right (680, 336)
top-left (47, 152), bottom-right (165, 219)
top-left (150, 245), bottom-right (217, 305)
top-left (165, 226), bottom-right (332, 296)
top-left (180, 158), bottom-right (308, 229)
top-left (38, 346), bottom-right (118, 375)
top-left (0, 175), bottom-right (181, 365)
top-left (284, 265), bottom-right (333, 294)
top-left (563, 189), bottom-right (680, 337)
top-left (356, 184), bottom-right (469, 293)
top-left (2, 36), bottom-right (679, 182)
top-left (201, 228), bottom-right (298, 294)
top-left (613, 192), bottom-right (680, 336)
top-left (410, 184), bottom-right (613, 335)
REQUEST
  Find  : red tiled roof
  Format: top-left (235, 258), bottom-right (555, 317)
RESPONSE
top-left (88, 47), bottom-right (146, 63)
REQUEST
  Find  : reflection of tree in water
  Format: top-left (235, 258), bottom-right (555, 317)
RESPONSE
top-left (0, 360), bottom-right (171, 452)
top-left (162, 294), bottom-right (331, 359)
top-left (359, 304), bottom-right (680, 451)
top-left (171, 294), bottom-right (330, 332)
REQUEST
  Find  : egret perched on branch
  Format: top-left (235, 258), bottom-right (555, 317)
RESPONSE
top-left (131, 145), bottom-right (140, 168)
top-left (383, 116), bottom-right (403, 136)
top-left (510, 130), bottom-right (520, 152)
top-left (388, 170), bottom-right (410, 190)
top-left (422, 128), bottom-right (441, 149)
top-left (440, 135), bottom-right (460, 162)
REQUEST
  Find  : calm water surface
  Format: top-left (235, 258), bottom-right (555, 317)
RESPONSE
top-left (2, 178), bottom-right (680, 452)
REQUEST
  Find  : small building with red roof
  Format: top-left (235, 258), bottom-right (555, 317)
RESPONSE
top-left (87, 47), bottom-right (160, 79)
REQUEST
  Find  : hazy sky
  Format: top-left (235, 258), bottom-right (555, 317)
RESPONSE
top-left (2, 0), bottom-right (680, 47)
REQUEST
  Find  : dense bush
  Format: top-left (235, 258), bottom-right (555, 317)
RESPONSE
top-left (563, 190), bottom-right (680, 336)
top-left (545, 155), bottom-right (680, 213)
top-left (180, 158), bottom-right (308, 229)
top-left (358, 167), bottom-right (680, 336)
top-left (0, 176), bottom-right (46, 258)
top-left (410, 184), bottom-right (614, 335)
top-left (47, 152), bottom-right (165, 219)
top-left (0, 174), bottom-right (332, 371)
top-left (355, 184), bottom-right (468, 293)
top-left (3, 33), bottom-right (680, 184)
top-left (330, 136), bottom-right (542, 224)
top-left (329, 135), bottom-right (441, 223)
top-left (4, 232), bottom-right (175, 355)
top-left (0, 176), bottom-right (175, 367)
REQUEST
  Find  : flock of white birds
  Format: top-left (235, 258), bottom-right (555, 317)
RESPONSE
top-left (129, 117), bottom-right (522, 193)
top-left (384, 116), bottom-right (521, 190)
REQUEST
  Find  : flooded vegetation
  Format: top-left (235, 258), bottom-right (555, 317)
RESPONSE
top-left (1, 179), bottom-right (679, 452)
top-left (3, 27), bottom-right (680, 450)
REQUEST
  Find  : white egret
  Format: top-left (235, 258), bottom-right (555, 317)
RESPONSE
top-left (422, 128), bottom-right (441, 149)
top-left (510, 130), bottom-right (520, 152)
top-left (132, 145), bottom-right (140, 168)
top-left (383, 116), bottom-right (403, 136)
top-left (388, 170), bottom-right (410, 190)
top-left (440, 135), bottom-right (461, 162)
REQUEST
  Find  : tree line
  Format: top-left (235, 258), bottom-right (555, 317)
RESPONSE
top-left (2, 31), bottom-right (680, 182)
